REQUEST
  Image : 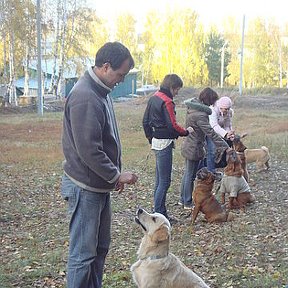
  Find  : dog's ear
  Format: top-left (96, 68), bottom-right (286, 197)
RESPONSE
top-left (241, 133), bottom-right (248, 139)
top-left (151, 225), bottom-right (170, 243)
top-left (196, 167), bottom-right (208, 180)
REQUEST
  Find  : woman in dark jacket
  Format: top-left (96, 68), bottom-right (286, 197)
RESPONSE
top-left (143, 74), bottom-right (193, 222)
top-left (179, 87), bottom-right (230, 209)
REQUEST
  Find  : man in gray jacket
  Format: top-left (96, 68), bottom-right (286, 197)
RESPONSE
top-left (61, 42), bottom-right (138, 288)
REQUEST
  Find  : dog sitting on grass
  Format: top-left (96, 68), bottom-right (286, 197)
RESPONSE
top-left (131, 208), bottom-right (210, 288)
top-left (220, 149), bottom-right (255, 209)
top-left (192, 167), bottom-right (233, 223)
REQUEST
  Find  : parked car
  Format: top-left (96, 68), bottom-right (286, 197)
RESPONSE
top-left (136, 84), bottom-right (158, 96)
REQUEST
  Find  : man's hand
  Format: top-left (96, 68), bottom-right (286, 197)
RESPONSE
top-left (115, 172), bottom-right (138, 192)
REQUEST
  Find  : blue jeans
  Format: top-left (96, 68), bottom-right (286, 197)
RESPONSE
top-left (180, 159), bottom-right (200, 206)
top-left (206, 137), bottom-right (216, 173)
top-left (61, 175), bottom-right (111, 288)
top-left (153, 143), bottom-right (173, 218)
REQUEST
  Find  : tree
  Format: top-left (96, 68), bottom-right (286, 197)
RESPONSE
top-left (22, 0), bottom-right (36, 97)
top-left (205, 29), bottom-right (231, 86)
top-left (2, 0), bottom-right (28, 106)
top-left (115, 13), bottom-right (138, 64)
top-left (141, 10), bottom-right (159, 84)
top-left (223, 17), bottom-right (241, 87)
top-left (141, 8), bottom-right (208, 86)
top-left (246, 18), bottom-right (277, 87)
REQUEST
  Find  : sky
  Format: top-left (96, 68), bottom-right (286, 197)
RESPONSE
top-left (87, 0), bottom-right (287, 31)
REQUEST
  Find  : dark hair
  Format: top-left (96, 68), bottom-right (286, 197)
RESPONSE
top-left (160, 74), bottom-right (183, 90)
top-left (95, 42), bottom-right (135, 70)
top-left (199, 87), bottom-right (219, 106)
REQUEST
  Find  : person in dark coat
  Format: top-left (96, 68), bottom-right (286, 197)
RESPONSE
top-left (143, 74), bottom-right (193, 223)
top-left (61, 42), bottom-right (138, 288)
top-left (179, 87), bottom-right (231, 209)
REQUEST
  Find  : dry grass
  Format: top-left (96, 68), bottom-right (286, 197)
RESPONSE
top-left (0, 94), bottom-right (287, 288)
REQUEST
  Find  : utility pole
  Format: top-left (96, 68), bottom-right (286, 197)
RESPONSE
top-left (239, 15), bottom-right (245, 96)
top-left (36, 0), bottom-right (43, 116)
top-left (220, 41), bottom-right (228, 88)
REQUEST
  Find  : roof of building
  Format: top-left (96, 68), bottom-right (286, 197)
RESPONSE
top-left (29, 58), bottom-right (139, 79)
top-left (15, 77), bottom-right (52, 90)
top-left (29, 57), bottom-right (94, 79)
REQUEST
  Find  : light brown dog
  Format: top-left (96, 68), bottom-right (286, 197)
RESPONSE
top-left (220, 150), bottom-right (255, 209)
top-left (192, 167), bottom-right (233, 223)
top-left (131, 208), bottom-right (210, 288)
top-left (245, 146), bottom-right (270, 171)
top-left (232, 134), bottom-right (249, 182)
top-left (233, 134), bottom-right (270, 173)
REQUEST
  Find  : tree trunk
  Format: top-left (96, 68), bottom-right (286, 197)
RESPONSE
top-left (23, 45), bottom-right (30, 97)
top-left (2, 32), bottom-right (8, 83)
top-left (279, 42), bottom-right (282, 88)
top-left (49, 0), bottom-right (61, 97)
top-left (8, 32), bottom-right (17, 106)
top-left (55, 0), bottom-right (67, 99)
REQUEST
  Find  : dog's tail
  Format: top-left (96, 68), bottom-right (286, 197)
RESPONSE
top-left (261, 146), bottom-right (271, 165)
top-left (261, 146), bottom-right (269, 153)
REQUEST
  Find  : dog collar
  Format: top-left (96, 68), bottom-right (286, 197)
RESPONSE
top-left (140, 254), bottom-right (168, 261)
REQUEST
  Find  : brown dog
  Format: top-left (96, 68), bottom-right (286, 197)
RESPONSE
top-left (233, 134), bottom-right (270, 174)
top-left (192, 167), bottom-right (232, 223)
top-left (232, 134), bottom-right (249, 182)
top-left (220, 150), bottom-right (255, 209)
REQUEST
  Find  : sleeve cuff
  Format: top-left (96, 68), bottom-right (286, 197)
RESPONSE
top-left (107, 170), bottom-right (121, 184)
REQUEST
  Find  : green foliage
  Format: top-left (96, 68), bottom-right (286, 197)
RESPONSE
top-left (115, 13), bottom-right (141, 69)
top-left (204, 29), bottom-right (231, 86)
top-left (0, 2), bottom-right (287, 89)
top-left (65, 8), bottom-right (108, 59)
top-left (141, 9), bottom-right (208, 86)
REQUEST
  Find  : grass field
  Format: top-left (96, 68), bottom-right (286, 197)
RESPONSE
top-left (0, 92), bottom-right (288, 287)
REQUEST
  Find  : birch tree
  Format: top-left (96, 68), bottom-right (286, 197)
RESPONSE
top-left (246, 18), bottom-right (276, 87)
top-left (23, 0), bottom-right (36, 97)
top-left (115, 13), bottom-right (137, 58)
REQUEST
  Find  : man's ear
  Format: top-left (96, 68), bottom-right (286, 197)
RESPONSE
top-left (102, 62), bottom-right (110, 72)
top-left (151, 225), bottom-right (170, 243)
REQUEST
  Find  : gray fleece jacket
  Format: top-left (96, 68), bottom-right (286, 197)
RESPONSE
top-left (62, 67), bottom-right (121, 192)
top-left (181, 98), bottom-right (229, 162)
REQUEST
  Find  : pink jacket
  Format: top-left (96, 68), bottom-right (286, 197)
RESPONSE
top-left (209, 105), bottom-right (234, 138)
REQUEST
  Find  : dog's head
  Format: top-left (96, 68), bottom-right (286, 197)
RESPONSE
top-left (196, 167), bottom-right (216, 184)
top-left (232, 134), bottom-right (247, 152)
top-left (224, 149), bottom-right (243, 176)
top-left (135, 208), bottom-right (171, 243)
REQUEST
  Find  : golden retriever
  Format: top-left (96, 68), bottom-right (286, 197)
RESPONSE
top-left (192, 167), bottom-right (233, 223)
top-left (131, 208), bottom-right (210, 288)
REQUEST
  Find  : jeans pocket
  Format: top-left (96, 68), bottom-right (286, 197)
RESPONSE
top-left (61, 175), bottom-right (80, 215)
